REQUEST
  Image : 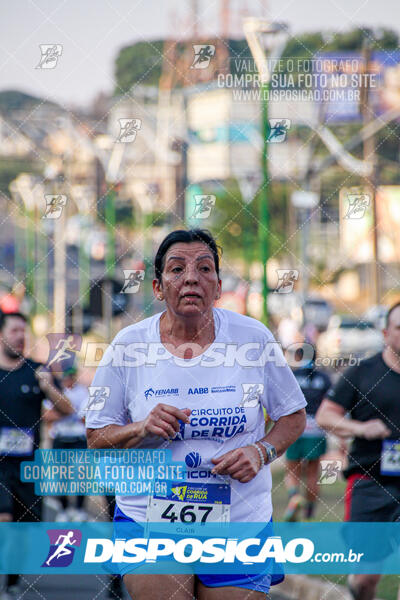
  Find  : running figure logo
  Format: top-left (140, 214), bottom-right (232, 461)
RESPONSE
top-left (275, 269), bottom-right (299, 294)
top-left (191, 195), bottom-right (216, 219)
top-left (43, 195), bottom-right (67, 219)
top-left (87, 386), bottom-right (110, 411)
top-left (46, 334), bottom-right (82, 373)
top-left (240, 383), bottom-right (264, 407)
top-left (121, 270), bottom-right (145, 293)
top-left (267, 119), bottom-right (291, 143)
top-left (191, 45), bottom-right (215, 69)
top-left (344, 193), bottom-right (370, 219)
top-left (42, 529), bottom-right (81, 567)
top-left (36, 44), bottom-right (63, 69)
top-left (116, 118), bottom-right (142, 143)
top-left (171, 486), bottom-right (187, 501)
top-left (318, 460), bottom-right (342, 485)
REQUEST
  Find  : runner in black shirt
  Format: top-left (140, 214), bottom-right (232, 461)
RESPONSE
top-left (316, 302), bottom-right (400, 600)
top-left (0, 312), bottom-right (72, 598)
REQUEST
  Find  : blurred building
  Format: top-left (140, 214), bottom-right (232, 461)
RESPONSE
top-left (108, 86), bottom-right (186, 217)
top-left (186, 83), bottom-right (313, 183)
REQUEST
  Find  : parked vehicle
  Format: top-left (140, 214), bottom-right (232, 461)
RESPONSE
top-left (317, 315), bottom-right (384, 360)
top-left (363, 305), bottom-right (388, 331)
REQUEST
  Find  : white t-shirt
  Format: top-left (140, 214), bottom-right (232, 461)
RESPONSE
top-left (86, 308), bottom-right (306, 523)
top-left (49, 384), bottom-right (88, 440)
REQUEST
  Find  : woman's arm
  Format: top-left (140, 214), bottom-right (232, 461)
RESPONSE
top-left (211, 408), bottom-right (306, 483)
top-left (260, 408), bottom-right (306, 457)
top-left (86, 422), bottom-right (146, 449)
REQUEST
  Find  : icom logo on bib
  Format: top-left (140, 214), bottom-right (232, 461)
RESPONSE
top-left (185, 452), bottom-right (202, 468)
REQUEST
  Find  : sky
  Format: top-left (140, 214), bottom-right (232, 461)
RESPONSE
top-left (1, 0), bottom-right (400, 110)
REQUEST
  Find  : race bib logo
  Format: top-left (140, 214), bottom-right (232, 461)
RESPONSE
top-left (144, 388), bottom-right (155, 400)
top-left (121, 270), bottom-right (145, 293)
top-left (185, 452), bottom-right (202, 468)
top-left (318, 460), bottom-right (342, 485)
top-left (36, 44), bottom-right (63, 69)
top-left (45, 334), bottom-right (82, 373)
top-left (87, 386), bottom-right (110, 411)
top-left (42, 529), bottom-right (81, 567)
top-left (267, 119), bottom-right (291, 143)
top-left (240, 383), bottom-right (264, 407)
top-left (191, 45), bottom-right (215, 69)
top-left (171, 485), bottom-right (187, 501)
top-left (43, 194), bottom-right (67, 219)
top-left (116, 118), bottom-right (142, 143)
top-left (275, 269), bottom-right (299, 294)
top-left (344, 193), bottom-right (370, 219)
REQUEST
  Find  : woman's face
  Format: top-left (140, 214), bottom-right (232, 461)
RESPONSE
top-left (153, 241), bottom-right (221, 318)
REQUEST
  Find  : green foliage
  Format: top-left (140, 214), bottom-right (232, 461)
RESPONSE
top-left (282, 27), bottom-right (399, 58)
top-left (113, 28), bottom-right (399, 99)
top-left (0, 90), bottom-right (58, 114)
top-left (324, 27), bottom-right (399, 51)
top-left (114, 41), bottom-right (164, 95)
top-left (282, 33), bottom-right (325, 59)
top-left (199, 180), bottom-right (288, 263)
top-left (0, 90), bottom-right (41, 113)
top-left (113, 39), bottom-right (251, 94)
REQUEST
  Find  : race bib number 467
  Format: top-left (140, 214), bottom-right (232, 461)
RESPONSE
top-left (146, 482), bottom-right (231, 524)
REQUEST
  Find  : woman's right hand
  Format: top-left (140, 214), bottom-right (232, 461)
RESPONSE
top-left (139, 404), bottom-right (191, 440)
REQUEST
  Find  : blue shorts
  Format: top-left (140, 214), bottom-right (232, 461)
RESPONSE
top-left (113, 504), bottom-right (284, 594)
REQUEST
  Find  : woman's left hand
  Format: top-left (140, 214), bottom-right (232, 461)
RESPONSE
top-left (211, 445), bottom-right (262, 483)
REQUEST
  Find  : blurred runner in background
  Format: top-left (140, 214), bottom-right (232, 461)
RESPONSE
top-left (317, 301), bottom-right (400, 600)
top-left (43, 364), bottom-right (89, 522)
top-left (277, 316), bottom-right (302, 350)
top-left (0, 312), bottom-right (72, 599)
top-left (283, 346), bottom-right (332, 521)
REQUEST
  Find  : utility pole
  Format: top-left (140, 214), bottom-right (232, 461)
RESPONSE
top-left (173, 138), bottom-right (188, 224)
top-left (260, 83), bottom-right (270, 325)
top-left (53, 190), bottom-right (66, 332)
top-left (244, 19), bottom-right (289, 326)
top-left (102, 188), bottom-right (116, 340)
top-left (361, 40), bottom-right (380, 305)
top-left (101, 142), bottom-right (125, 340)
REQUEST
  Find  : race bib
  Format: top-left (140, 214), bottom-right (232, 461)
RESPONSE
top-left (146, 482), bottom-right (231, 524)
top-left (54, 420), bottom-right (86, 439)
top-left (381, 440), bottom-right (400, 476)
top-left (0, 427), bottom-right (34, 456)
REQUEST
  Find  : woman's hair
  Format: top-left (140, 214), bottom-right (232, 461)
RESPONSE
top-left (154, 229), bottom-right (221, 283)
